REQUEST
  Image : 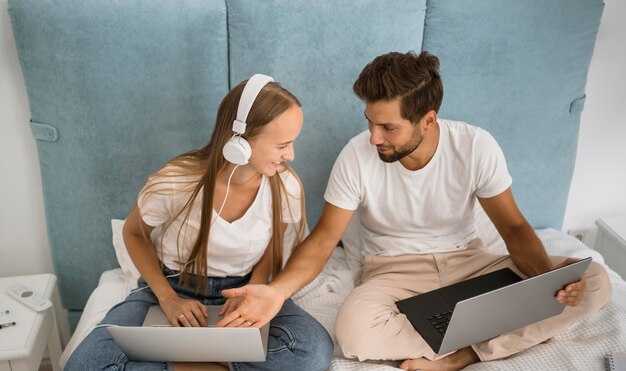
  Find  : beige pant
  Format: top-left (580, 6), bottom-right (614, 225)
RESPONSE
top-left (335, 239), bottom-right (612, 362)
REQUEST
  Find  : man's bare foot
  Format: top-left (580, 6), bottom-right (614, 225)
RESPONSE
top-left (398, 347), bottom-right (479, 371)
top-left (174, 362), bottom-right (229, 371)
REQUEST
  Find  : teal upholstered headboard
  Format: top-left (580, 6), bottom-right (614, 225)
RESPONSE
top-left (9, 0), bottom-right (230, 328)
top-left (8, 0), bottom-right (603, 330)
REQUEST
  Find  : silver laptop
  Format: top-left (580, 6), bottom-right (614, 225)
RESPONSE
top-left (397, 257), bottom-right (591, 355)
top-left (107, 305), bottom-right (269, 362)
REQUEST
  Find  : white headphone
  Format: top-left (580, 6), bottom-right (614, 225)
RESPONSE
top-left (222, 74), bottom-right (275, 165)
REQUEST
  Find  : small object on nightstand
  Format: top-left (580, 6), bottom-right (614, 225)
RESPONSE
top-left (595, 217), bottom-right (626, 280)
top-left (5, 284), bottom-right (52, 312)
top-left (0, 322), bottom-right (16, 329)
top-left (605, 353), bottom-right (626, 371)
top-left (0, 274), bottom-right (62, 371)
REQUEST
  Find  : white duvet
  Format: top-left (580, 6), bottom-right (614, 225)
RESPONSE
top-left (60, 229), bottom-right (626, 370)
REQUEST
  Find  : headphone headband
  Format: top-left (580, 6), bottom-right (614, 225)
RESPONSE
top-left (233, 74), bottom-right (275, 134)
top-left (223, 74), bottom-right (275, 165)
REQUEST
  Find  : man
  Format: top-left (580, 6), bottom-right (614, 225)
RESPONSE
top-left (218, 51), bottom-right (612, 370)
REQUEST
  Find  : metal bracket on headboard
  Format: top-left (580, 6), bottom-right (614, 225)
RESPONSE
top-left (30, 120), bottom-right (59, 142)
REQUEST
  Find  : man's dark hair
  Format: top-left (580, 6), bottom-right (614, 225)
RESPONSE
top-left (353, 51), bottom-right (443, 124)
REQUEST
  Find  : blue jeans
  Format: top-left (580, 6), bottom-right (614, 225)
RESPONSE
top-left (65, 269), bottom-right (333, 371)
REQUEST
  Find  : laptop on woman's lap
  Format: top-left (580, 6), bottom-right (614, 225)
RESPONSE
top-left (107, 305), bottom-right (269, 362)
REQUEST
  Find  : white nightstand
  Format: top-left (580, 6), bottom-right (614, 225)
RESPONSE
top-left (595, 217), bottom-right (626, 280)
top-left (0, 274), bottom-right (62, 371)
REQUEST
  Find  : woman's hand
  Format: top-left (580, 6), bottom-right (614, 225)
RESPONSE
top-left (160, 295), bottom-right (208, 327)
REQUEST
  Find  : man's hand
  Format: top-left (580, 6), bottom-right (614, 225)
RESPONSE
top-left (216, 284), bottom-right (286, 328)
top-left (219, 297), bottom-right (244, 317)
top-left (554, 258), bottom-right (587, 306)
top-left (160, 295), bottom-right (208, 327)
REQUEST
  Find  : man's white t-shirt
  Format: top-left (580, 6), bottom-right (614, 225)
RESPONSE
top-left (324, 119), bottom-right (512, 258)
top-left (137, 166), bottom-right (301, 277)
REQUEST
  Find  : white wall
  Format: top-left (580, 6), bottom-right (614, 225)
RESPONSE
top-left (1, 0), bottom-right (625, 278)
top-left (562, 0), bottom-right (626, 243)
top-left (1, 0), bottom-right (53, 276)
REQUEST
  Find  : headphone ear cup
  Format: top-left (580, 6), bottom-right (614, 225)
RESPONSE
top-left (222, 137), bottom-right (252, 165)
top-left (223, 74), bottom-right (272, 165)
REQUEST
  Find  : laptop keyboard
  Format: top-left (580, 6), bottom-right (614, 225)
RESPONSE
top-left (427, 310), bottom-right (453, 334)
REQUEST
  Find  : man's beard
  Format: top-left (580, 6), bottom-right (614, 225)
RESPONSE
top-left (377, 130), bottom-right (424, 163)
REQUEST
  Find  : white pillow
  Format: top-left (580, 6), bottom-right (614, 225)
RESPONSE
top-left (111, 219), bottom-right (141, 286)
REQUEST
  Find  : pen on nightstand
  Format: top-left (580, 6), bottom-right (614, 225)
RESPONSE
top-left (0, 321), bottom-right (16, 329)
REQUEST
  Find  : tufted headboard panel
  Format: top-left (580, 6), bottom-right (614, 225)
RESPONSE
top-left (9, 0), bottom-right (230, 325)
top-left (422, 0), bottom-right (603, 229)
top-left (227, 0), bottom-right (427, 226)
top-left (8, 0), bottom-right (603, 328)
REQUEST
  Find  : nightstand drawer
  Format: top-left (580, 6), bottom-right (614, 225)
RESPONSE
top-left (595, 217), bottom-right (626, 279)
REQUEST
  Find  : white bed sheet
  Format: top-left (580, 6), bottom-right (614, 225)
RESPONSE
top-left (60, 229), bottom-right (626, 370)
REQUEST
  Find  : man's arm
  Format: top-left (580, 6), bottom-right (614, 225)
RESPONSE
top-left (479, 188), bottom-right (586, 306)
top-left (217, 202), bottom-right (354, 327)
top-left (219, 231), bottom-right (274, 318)
top-left (271, 203), bottom-right (355, 298)
top-left (478, 188), bottom-right (551, 276)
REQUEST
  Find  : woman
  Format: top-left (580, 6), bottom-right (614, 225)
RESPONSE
top-left (65, 75), bottom-right (333, 371)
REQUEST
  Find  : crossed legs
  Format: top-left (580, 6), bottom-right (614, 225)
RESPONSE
top-left (335, 240), bottom-right (611, 369)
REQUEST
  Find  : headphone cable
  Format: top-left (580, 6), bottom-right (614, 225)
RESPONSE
top-left (214, 164), bottom-right (239, 223)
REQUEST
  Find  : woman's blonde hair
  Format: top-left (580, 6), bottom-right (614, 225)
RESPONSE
top-left (142, 79), bottom-right (306, 292)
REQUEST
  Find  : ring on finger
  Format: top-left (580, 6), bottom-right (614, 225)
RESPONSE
top-left (179, 314), bottom-right (186, 320)
top-left (244, 321), bottom-right (252, 327)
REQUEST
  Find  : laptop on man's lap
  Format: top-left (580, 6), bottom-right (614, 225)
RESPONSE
top-left (396, 257), bottom-right (591, 355)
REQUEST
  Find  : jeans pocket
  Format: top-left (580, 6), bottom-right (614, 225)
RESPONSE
top-left (112, 352), bottom-right (128, 370)
top-left (267, 323), bottom-right (296, 353)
